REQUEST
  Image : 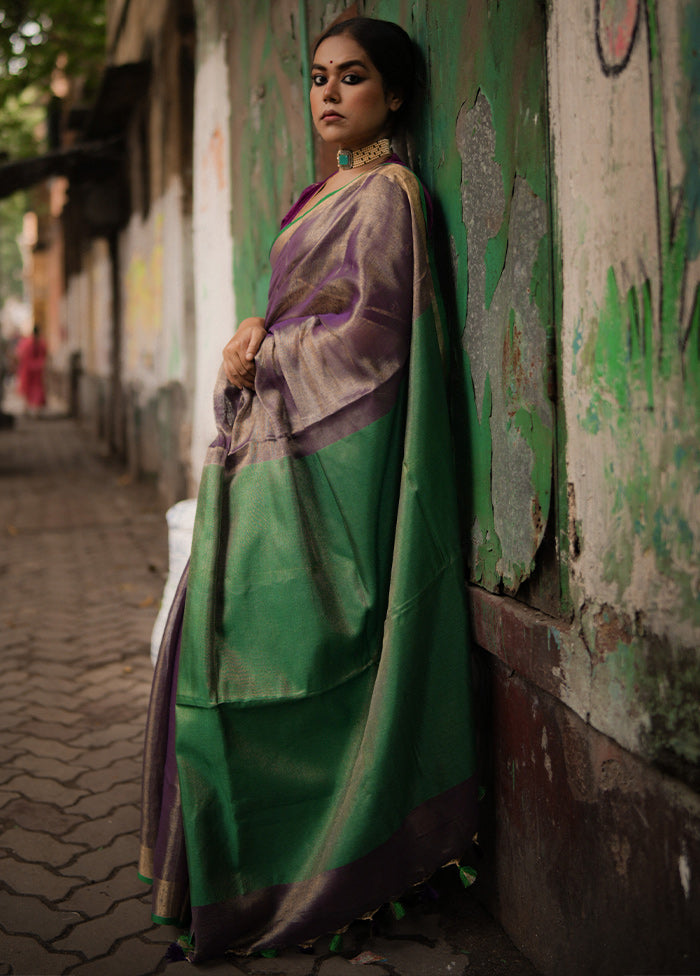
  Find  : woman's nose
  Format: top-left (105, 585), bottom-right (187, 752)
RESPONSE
top-left (323, 79), bottom-right (339, 101)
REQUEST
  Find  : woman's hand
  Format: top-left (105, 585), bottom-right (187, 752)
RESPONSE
top-left (223, 317), bottom-right (267, 389)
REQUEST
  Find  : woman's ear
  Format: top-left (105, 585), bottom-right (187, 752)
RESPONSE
top-left (386, 90), bottom-right (404, 113)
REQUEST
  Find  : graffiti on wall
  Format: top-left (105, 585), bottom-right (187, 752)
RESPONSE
top-left (591, 0), bottom-right (699, 384)
top-left (595, 0), bottom-right (640, 76)
top-left (124, 212), bottom-right (164, 374)
top-left (574, 0), bottom-right (699, 632)
top-left (570, 0), bottom-right (700, 769)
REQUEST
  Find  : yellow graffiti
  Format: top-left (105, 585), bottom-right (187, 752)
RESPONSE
top-left (124, 214), bottom-right (164, 372)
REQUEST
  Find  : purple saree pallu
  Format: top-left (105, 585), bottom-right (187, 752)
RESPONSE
top-left (139, 162), bottom-right (478, 961)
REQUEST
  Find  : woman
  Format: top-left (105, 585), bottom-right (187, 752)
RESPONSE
top-left (16, 325), bottom-right (47, 414)
top-left (140, 17), bottom-right (477, 962)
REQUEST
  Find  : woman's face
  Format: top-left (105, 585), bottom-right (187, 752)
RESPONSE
top-left (310, 34), bottom-right (402, 151)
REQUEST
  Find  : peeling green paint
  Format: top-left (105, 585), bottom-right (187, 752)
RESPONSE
top-left (225, 1), bottom-right (311, 319)
top-left (681, 2), bottom-right (700, 261)
top-left (589, 604), bottom-right (700, 776)
top-left (374, 0), bottom-right (554, 599)
top-left (227, 0), bottom-right (555, 600)
top-left (466, 366), bottom-right (503, 590)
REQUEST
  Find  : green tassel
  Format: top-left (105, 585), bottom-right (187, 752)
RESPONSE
top-left (458, 865), bottom-right (477, 888)
top-left (176, 932), bottom-right (195, 950)
top-left (330, 933), bottom-right (343, 953)
top-left (260, 949), bottom-right (277, 958)
top-left (390, 900), bottom-right (406, 920)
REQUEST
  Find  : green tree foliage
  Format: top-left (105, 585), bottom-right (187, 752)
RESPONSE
top-left (0, 191), bottom-right (27, 300)
top-left (0, 1), bottom-right (106, 158)
top-left (0, 3), bottom-right (105, 308)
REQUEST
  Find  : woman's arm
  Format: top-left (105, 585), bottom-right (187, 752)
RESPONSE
top-left (223, 317), bottom-right (267, 389)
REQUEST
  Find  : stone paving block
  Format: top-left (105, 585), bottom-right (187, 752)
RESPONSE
top-left (71, 737), bottom-right (143, 772)
top-left (0, 888), bottom-right (74, 941)
top-left (0, 662), bottom-right (27, 682)
top-left (237, 950), bottom-right (319, 975)
top-left (14, 735), bottom-right (84, 763)
top-left (77, 703), bottom-right (141, 730)
top-left (68, 722), bottom-right (142, 751)
top-left (63, 805), bottom-right (140, 848)
top-left (74, 756), bottom-right (142, 793)
top-left (0, 824), bottom-right (87, 866)
top-left (59, 863), bottom-right (147, 917)
top-left (64, 935), bottom-right (170, 976)
top-left (167, 956), bottom-right (246, 974)
top-left (0, 712), bottom-right (27, 733)
top-left (32, 674), bottom-right (80, 696)
top-left (0, 695), bottom-right (25, 714)
top-left (315, 956), bottom-right (370, 975)
top-left (66, 779), bottom-right (140, 819)
top-left (12, 721), bottom-right (86, 745)
top-left (1, 797), bottom-right (85, 834)
top-left (24, 703), bottom-right (84, 727)
top-left (61, 831), bottom-right (139, 881)
top-left (0, 930), bottom-right (82, 975)
top-left (0, 790), bottom-right (21, 810)
top-left (367, 937), bottom-right (473, 975)
top-left (1, 853), bottom-right (79, 901)
top-left (83, 662), bottom-right (136, 687)
top-left (13, 752), bottom-right (90, 781)
top-left (77, 680), bottom-right (133, 703)
top-left (0, 633), bottom-right (26, 655)
top-left (32, 660), bottom-right (81, 681)
top-left (2, 774), bottom-right (88, 808)
top-left (54, 893), bottom-right (153, 956)
top-left (22, 687), bottom-right (82, 711)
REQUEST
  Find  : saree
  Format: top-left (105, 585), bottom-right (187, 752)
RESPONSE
top-left (139, 161), bottom-right (478, 962)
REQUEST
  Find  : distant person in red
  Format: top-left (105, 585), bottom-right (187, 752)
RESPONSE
top-left (17, 325), bottom-right (47, 415)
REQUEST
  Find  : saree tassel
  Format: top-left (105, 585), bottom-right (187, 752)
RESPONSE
top-left (329, 933), bottom-right (343, 953)
top-left (390, 900), bottom-right (406, 920)
top-left (165, 942), bottom-right (186, 961)
top-left (458, 865), bottom-right (478, 888)
top-left (260, 949), bottom-right (278, 958)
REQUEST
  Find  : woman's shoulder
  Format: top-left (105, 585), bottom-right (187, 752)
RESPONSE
top-left (281, 179), bottom-right (326, 228)
top-left (364, 160), bottom-right (433, 231)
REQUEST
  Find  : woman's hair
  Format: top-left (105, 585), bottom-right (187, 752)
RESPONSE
top-left (313, 17), bottom-right (419, 131)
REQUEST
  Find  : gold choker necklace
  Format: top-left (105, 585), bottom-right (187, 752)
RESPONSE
top-left (337, 138), bottom-right (391, 170)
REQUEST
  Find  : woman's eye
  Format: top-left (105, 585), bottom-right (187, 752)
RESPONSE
top-left (312, 74), bottom-right (326, 86)
top-left (342, 73), bottom-right (362, 85)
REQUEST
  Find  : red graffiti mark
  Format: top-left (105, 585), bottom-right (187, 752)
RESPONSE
top-left (208, 126), bottom-right (226, 192)
top-left (596, 0), bottom-right (640, 75)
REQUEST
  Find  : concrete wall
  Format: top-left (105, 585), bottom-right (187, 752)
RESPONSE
top-left (550, 0), bottom-right (699, 780)
top-left (189, 18), bottom-right (236, 482)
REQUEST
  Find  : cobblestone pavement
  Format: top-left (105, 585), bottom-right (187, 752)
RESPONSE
top-left (0, 408), bottom-right (541, 976)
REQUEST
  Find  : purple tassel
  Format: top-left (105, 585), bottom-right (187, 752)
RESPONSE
top-left (165, 942), bottom-right (186, 962)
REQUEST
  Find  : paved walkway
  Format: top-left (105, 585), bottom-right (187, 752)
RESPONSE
top-left (0, 407), bottom-right (541, 976)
